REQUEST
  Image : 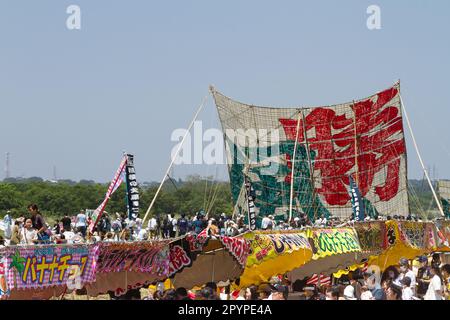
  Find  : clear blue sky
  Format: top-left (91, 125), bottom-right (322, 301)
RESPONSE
top-left (0, 0), bottom-right (449, 182)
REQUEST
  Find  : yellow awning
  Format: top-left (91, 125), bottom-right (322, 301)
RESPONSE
top-left (238, 231), bottom-right (313, 288)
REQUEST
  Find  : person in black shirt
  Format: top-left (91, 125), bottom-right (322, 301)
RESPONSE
top-left (28, 204), bottom-right (49, 243)
top-left (177, 213), bottom-right (189, 236)
top-left (100, 214), bottom-right (112, 236)
top-left (61, 215), bottom-right (72, 232)
top-left (53, 220), bottom-right (61, 235)
top-left (417, 255), bottom-right (431, 298)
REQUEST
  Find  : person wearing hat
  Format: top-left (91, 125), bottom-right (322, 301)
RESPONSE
top-left (364, 270), bottom-right (385, 300)
top-left (401, 276), bottom-right (414, 300)
top-left (218, 213), bottom-right (227, 236)
top-left (397, 257), bottom-right (416, 295)
top-left (271, 284), bottom-right (288, 300)
top-left (416, 255), bottom-right (431, 298)
top-left (291, 217), bottom-right (300, 229)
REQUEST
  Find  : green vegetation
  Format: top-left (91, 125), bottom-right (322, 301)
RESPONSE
top-left (0, 176), bottom-right (440, 223)
top-left (0, 175), bottom-right (233, 223)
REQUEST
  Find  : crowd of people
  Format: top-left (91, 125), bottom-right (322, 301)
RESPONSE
top-left (134, 255), bottom-right (450, 301)
top-left (1, 204), bottom-right (430, 247)
top-left (289, 255), bottom-right (450, 301)
top-left (0, 205), bottom-right (249, 246)
top-left (121, 281), bottom-right (291, 301)
top-left (1, 205), bottom-right (449, 301)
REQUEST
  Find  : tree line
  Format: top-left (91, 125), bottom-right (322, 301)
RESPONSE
top-left (0, 176), bottom-right (437, 221)
top-left (0, 175), bottom-right (234, 220)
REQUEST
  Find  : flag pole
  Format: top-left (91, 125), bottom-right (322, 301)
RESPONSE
top-left (400, 94), bottom-right (445, 217)
top-left (142, 94), bottom-right (209, 225)
top-left (288, 111), bottom-right (302, 222)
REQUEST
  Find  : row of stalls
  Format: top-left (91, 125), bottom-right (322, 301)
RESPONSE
top-left (1, 220), bottom-right (449, 299)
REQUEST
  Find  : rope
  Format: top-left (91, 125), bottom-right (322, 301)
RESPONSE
top-left (142, 94), bottom-right (209, 225)
top-left (407, 185), bottom-right (427, 219)
top-left (203, 175), bottom-right (209, 212)
top-left (206, 171), bottom-right (221, 218)
top-left (400, 94), bottom-right (444, 217)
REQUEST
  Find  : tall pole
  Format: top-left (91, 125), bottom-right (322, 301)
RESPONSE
top-left (400, 95), bottom-right (445, 217)
top-left (142, 95), bottom-right (208, 225)
top-left (301, 110), bottom-right (317, 220)
top-left (352, 101), bottom-right (360, 187)
top-left (288, 112), bottom-right (302, 222)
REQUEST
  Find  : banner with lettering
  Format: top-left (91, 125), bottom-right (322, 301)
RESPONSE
top-left (168, 235), bottom-right (250, 279)
top-left (89, 156), bottom-right (127, 232)
top-left (5, 244), bottom-right (99, 291)
top-left (168, 234), bottom-right (222, 277)
top-left (308, 228), bottom-right (361, 259)
top-left (349, 176), bottom-right (365, 221)
top-left (244, 177), bottom-right (257, 231)
top-left (168, 240), bottom-right (194, 277)
top-left (96, 242), bottom-right (169, 275)
top-left (238, 231), bottom-right (313, 287)
top-left (243, 232), bottom-right (312, 268)
top-left (369, 221), bottom-right (431, 270)
top-left (125, 154), bottom-right (139, 220)
top-left (218, 236), bottom-right (251, 268)
top-left (212, 82), bottom-right (408, 223)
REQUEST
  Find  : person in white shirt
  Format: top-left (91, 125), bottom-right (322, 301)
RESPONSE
top-left (137, 227), bottom-right (148, 241)
top-left (424, 266), bottom-right (443, 300)
top-left (3, 212), bottom-right (12, 240)
top-left (75, 210), bottom-right (87, 237)
top-left (261, 216), bottom-right (271, 230)
top-left (343, 285), bottom-right (357, 300)
top-left (170, 217), bottom-right (178, 238)
top-left (92, 232), bottom-right (101, 242)
top-left (63, 229), bottom-right (76, 244)
top-left (20, 219), bottom-right (38, 245)
top-left (397, 258), bottom-right (416, 294)
top-left (261, 215), bottom-right (274, 230)
top-left (401, 276), bottom-right (414, 300)
top-left (360, 286), bottom-right (374, 300)
top-left (148, 217), bottom-right (157, 239)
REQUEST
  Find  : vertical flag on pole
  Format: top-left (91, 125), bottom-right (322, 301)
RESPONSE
top-left (349, 175), bottom-right (365, 221)
top-left (125, 154), bottom-right (139, 220)
top-left (89, 156), bottom-right (127, 233)
top-left (244, 176), bottom-right (256, 231)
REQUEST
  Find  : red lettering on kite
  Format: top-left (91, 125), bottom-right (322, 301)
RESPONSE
top-left (279, 87), bottom-right (405, 205)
